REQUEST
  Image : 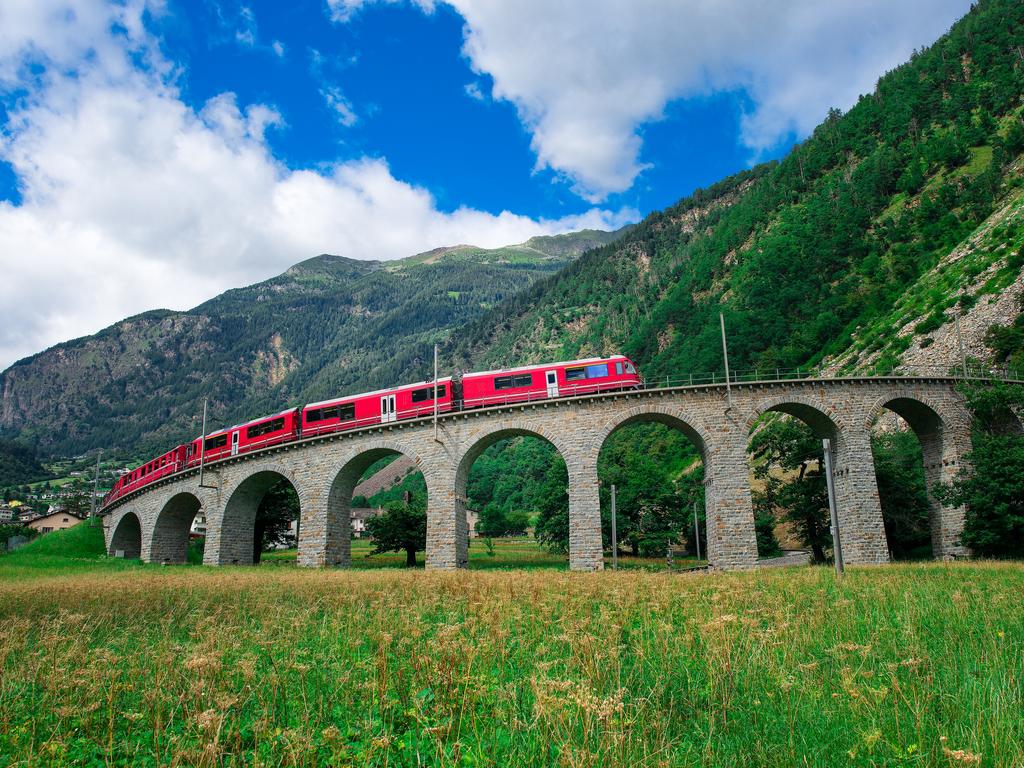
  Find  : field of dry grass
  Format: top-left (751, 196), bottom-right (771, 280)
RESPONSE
top-left (0, 527), bottom-right (1021, 766)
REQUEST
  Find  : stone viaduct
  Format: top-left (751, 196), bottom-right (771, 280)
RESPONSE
top-left (100, 376), bottom-right (1000, 571)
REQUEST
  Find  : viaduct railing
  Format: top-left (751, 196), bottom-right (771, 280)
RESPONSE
top-left (98, 366), bottom-right (1023, 517)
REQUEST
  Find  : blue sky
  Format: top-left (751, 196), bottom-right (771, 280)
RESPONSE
top-left (0, 0), bottom-right (973, 369)
top-left (0, 1), bottom-right (767, 219)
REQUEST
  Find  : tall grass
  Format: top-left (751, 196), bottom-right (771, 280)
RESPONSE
top-left (0, 541), bottom-right (1020, 765)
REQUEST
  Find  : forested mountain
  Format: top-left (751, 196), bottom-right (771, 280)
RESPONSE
top-left (451, 0), bottom-right (1024, 380)
top-left (5, 0), bottom-right (1024, 488)
top-left (0, 440), bottom-right (51, 486)
top-left (0, 229), bottom-right (621, 457)
top-left (430, 0), bottom-right (1024, 543)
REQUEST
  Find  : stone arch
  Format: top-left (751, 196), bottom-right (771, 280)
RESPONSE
top-left (108, 511), bottom-right (142, 559)
top-left (746, 391), bottom-right (889, 565)
top-left (593, 404), bottom-right (713, 461)
top-left (592, 404), bottom-right (717, 563)
top-left (301, 439), bottom-right (428, 568)
top-left (746, 393), bottom-right (845, 438)
top-left (864, 391), bottom-right (970, 560)
top-left (453, 421), bottom-right (588, 569)
top-left (216, 465), bottom-right (303, 566)
top-left (149, 492), bottom-right (203, 564)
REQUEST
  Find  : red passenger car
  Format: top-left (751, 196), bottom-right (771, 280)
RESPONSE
top-left (100, 356), bottom-right (643, 511)
top-left (460, 355), bottom-right (641, 408)
top-left (302, 377), bottom-right (453, 437)
top-left (104, 444), bottom-right (188, 504)
top-left (187, 408), bottom-right (301, 466)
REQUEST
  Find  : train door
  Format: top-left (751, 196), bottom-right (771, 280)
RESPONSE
top-left (545, 370), bottom-right (559, 398)
top-left (231, 430), bottom-right (240, 456)
top-left (381, 394), bottom-right (397, 423)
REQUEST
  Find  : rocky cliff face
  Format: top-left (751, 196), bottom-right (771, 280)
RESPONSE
top-left (825, 170), bottom-right (1024, 375)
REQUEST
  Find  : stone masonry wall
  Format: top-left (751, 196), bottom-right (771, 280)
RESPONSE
top-left (102, 378), bottom-right (979, 571)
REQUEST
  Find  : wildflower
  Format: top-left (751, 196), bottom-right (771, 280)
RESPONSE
top-left (196, 709), bottom-right (221, 734)
top-left (940, 737), bottom-right (981, 765)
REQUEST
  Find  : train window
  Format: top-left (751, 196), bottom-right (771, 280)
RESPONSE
top-left (411, 385), bottom-right (447, 403)
top-left (494, 374), bottom-right (533, 390)
top-left (585, 364), bottom-right (609, 378)
top-left (307, 403), bottom-right (356, 422)
top-left (247, 417), bottom-right (285, 439)
top-left (625, 362), bottom-right (636, 374)
top-left (616, 362), bottom-right (623, 375)
top-left (565, 367), bottom-right (586, 381)
top-left (205, 434), bottom-right (228, 451)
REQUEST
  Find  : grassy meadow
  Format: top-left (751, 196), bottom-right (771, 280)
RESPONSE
top-left (1, 526), bottom-right (1022, 766)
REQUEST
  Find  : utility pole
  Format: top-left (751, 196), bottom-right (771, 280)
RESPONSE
top-left (720, 312), bottom-right (733, 410)
top-left (198, 397), bottom-right (210, 489)
top-left (89, 448), bottom-right (102, 520)
top-left (955, 314), bottom-right (968, 378)
top-left (433, 344), bottom-right (440, 443)
top-left (610, 483), bottom-right (618, 570)
top-left (693, 500), bottom-right (701, 562)
top-left (822, 438), bottom-right (844, 577)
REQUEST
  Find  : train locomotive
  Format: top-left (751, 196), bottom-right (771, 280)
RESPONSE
top-left (102, 355), bottom-right (641, 505)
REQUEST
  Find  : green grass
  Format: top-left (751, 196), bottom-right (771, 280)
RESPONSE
top-left (261, 537), bottom-right (697, 571)
top-left (0, 519), bottom-right (144, 576)
top-left (1, 532), bottom-right (1021, 766)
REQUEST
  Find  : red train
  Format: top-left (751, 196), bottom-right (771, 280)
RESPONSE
top-left (102, 355), bottom-right (641, 506)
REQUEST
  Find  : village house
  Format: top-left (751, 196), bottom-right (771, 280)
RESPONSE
top-left (27, 510), bottom-right (84, 534)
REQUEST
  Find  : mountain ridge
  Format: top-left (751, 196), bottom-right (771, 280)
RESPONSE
top-left (0, 228), bottom-right (623, 457)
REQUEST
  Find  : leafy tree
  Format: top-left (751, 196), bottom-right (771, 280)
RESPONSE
top-left (476, 504), bottom-right (529, 537)
top-left (365, 496), bottom-right (427, 567)
top-left (754, 507), bottom-right (783, 558)
top-left (351, 494), bottom-right (370, 508)
top-left (534, 473), bottom-right (569, 553)
top-left (61, 489), bottom-right (93, 517)
top-left (937, 383), bottom-right (1024, 557)
top-left (872, 431), bottom-right (932, 559)
top-left (0, 524), bottom-right (38, 548)
top-left (0, 440), bottom-right (52, 486)
top-left (598, 423), bottom-right (703, 557)
top-left (254, 480), bottom-right (300, 563)
top-left (938, 433), bottom-right (1024, 557)
top-left (750, 417), bottom-right (830, 563)
top-left (628, 484), bottom-right (689, 557)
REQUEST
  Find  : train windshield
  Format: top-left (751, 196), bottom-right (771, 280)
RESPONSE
top-left (624, 361), bottom-right (636, 374)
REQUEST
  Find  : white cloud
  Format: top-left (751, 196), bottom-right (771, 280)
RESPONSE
top-left (271, 40), bottom-right (285, 58)
top-left (321, 84), bottom-right (359, 127)
top-left (0, 1), bottom-right (631, 370)
top-left (325, 0), bottom-right (434, 24)
top-left (234, 6), bottom-right (257, 47)
top-left (463, 81), bottom-right (484, 102)
top-left (332, 0), bottom-right (973, 201)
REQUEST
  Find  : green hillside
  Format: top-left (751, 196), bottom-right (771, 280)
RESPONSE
top-left (0, 230), bottom-right (621, 458)
top-left (436, 0), bottom-right (1024, 542)
top-left (451, 0), bottom-right (1024, 380)
top-left (0, 439), bottom-right (52, 485)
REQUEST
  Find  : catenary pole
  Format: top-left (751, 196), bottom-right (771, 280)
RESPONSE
top-left (610, 483), bottom-right (618, 570)
top-left (89, 448), bottom-right (102, 519)
top-left (433, 344), bottom-right (440, 442)
top-left (693, 500), bottom-right (701, 562)
top-left (198, 397), bottom-right (208, 489)
top-left (720, 313), bottom-right (733, 410)
top-left (955, 314), bottom-right (968, 378)
top-left (822, 438), bottom-right (844, 576)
